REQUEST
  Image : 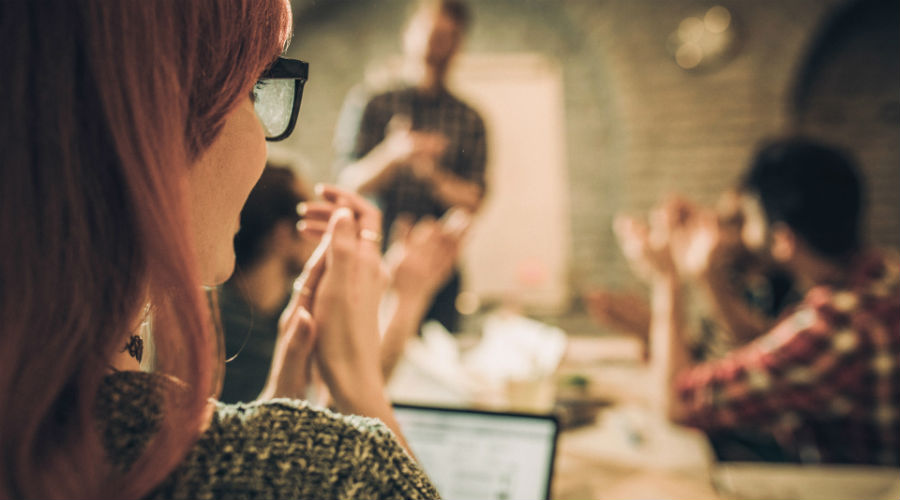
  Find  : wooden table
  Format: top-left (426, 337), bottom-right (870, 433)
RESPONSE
top-left (389, 332), bottom-right (900, 500)
top-left (551, 335), bottom-right (900, 500)
top-left (551, 348), bottom-right (722, 499)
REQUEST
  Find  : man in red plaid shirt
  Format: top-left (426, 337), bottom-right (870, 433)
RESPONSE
top-left (616, 137), bottom-right (899, 465)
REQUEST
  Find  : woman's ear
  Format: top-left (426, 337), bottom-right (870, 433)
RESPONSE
top-left (770, 222), bottom-right (797, 263)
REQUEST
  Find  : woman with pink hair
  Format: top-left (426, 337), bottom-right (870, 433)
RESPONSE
top-left (0, 1), bottom-right (437, 498)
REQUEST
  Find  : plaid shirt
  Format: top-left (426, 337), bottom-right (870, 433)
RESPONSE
top-left (677, 250), bottom-right (900, 465)
top-left (334, 85), bottom-right (487, 239)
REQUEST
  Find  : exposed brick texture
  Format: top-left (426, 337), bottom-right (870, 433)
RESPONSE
top-left (283, 0), bottom-right (898, 323)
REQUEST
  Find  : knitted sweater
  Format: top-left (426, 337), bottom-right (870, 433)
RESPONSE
top-left (97, 371), bottom-right (440, 499)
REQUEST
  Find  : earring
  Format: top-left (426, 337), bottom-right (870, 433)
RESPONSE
top-left (123, 335), bottom-right (143, 363)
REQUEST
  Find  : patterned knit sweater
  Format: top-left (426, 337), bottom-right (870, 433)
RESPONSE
top-left (97, 371), bottom-right (440, 499)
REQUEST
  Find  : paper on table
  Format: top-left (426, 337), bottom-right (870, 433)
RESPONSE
top-left (387, 321), bottom-right (479, 406)
top-left (387, 314), bottom-right (568, 410)
top-left (559, 404), bottom-right (715, 474)
top-left (463, 312), bottom-right (568, 382)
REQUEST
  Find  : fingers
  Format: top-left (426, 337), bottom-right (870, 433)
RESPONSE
top-left (297, 219), bottom-right (330, 237)
top-left (408, 215), bottom-right (437, 243)
top-left (315, 184), bottom-right (383, 245)
top-left (388, 214), bottom-right (414, 246)
top-left (287, 231), bottom-right (329, 312)
top-left (440, 207), bottom-right (472, 239)
top-left (296, 201), bottom-right (337, 242)
top-left (297, 201), bottom-right (336, 222)
top-left (325, 207), bottom-right (358, 281)
top-left (387, 114), bottom-right (412, 134)
top-left (299, 186), bottom-right (386, 252)
top-left (614, 213), bottom-right (648, 250)
top-left (409, 217), bottom-right (456, 264)
top-left (279, 305), bottom-right (318, 356)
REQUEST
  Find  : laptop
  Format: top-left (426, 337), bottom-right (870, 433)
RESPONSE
top-left (393, 403), bottom-right (560, 500)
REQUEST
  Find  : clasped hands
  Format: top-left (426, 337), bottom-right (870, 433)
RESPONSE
top-left (260, 185), bottom-right (387, 412)
top-left (614, 195), bottom-right (742, 286)
top-left (260, 185), bottom-right (470, 418)
top-left (383, 115), bottom-right (448, 182)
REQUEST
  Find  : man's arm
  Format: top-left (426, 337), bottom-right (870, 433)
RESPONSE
top-left (617, 202), bottom-right (866, 432)
top-left (664, 196), bottom-right (774, 345)
top-left (672, 300), bottom-right (870, 432)
top-left (338, 139), bottom-right (406, 195)
top-left (423, 112), bottom-right (487, 212)
top-left (698, 270), bottom-right (773, 345)
top-left (379, 210), bottom-right (469, 380)
top-left (425, 167), bottom-right (483, 212)
top-left (649, 274), bottom-right (693, 421)
top-left (613, 212), bottom-right (692, 419)
top-left (333, 90), bottom-right (399, 195)
top-left (338, 121), bottom-right (450, 197)
top-left (380, 289), bottom-right (433, 381)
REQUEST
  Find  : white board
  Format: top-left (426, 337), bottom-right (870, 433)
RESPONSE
top-left (449, 53), bottom-right (570, 314)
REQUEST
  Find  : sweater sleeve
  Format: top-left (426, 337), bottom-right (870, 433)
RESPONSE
top-left (98, 372), bottom-right (439, 500)
top-left (149, 398), bottom-right (440, 500)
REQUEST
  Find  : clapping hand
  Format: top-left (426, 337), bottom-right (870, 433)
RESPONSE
top-left (260, 185), bottom-right (387, 412)
top-left (383, 115), bottom-right (447, 181)
top-left (383, 208), bottom-right (470, 302)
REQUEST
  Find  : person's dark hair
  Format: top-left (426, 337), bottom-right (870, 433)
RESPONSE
top-left (233, 164), bottom-right (308, 270)
top-left (740, 136), bottom-right (864, 260)
top-left (411, 0), bottom-right (471, 32)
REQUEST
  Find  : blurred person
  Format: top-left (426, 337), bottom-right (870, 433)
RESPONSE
top-left (380, 209), bottom-right (471, 379)
top-left (0, 1), bottom-right (441, 498)
top-left (615, 137), bottom-right (899, 465)
top-left (218, 164), bottom-right (316, 403)
top-left (586, 191), bottom-right (798, 361)
top-left (223, 183), bottom-right (469, 404)
top-left (335, 0), bottom-right (487, 333)
top-left (298, 205), bottom-right (471, 383)
top-left (679, 191), bottom-right (798, 350)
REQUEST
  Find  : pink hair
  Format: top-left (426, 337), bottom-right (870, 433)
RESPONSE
top-left (0, 1), bottom-right (290, 498)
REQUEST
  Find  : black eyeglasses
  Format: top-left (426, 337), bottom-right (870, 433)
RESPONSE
top-left (252, 57), bottom-right (308, 142)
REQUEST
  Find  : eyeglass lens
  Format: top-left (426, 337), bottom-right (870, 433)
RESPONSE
top-left (253, 79), bottom-right (296, 139)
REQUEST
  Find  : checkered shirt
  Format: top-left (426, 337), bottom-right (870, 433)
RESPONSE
top-left (676, 250), bottom-right (900, 465)
top-left (334, 85), bottom-right (487, 238)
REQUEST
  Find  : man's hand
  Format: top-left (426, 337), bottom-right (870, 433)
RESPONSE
top-left (383, 115), bottom-right (448, 178)
top-left (584, 290), bottom-right (651, 340)
top-left (613, 211), bottom-right (676, 283)
top-left (378, 209), bottom-right (471, 380)
top-left (335, 114), bottom-right (446, 195)
top-left (383, 209), bottom-right (470, 302)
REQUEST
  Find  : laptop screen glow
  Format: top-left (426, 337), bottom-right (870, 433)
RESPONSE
top-left (393, 404), bottom-right (559, 500)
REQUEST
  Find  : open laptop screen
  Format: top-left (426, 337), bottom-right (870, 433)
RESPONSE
top-left (393, 403), bottom-right (559, 500)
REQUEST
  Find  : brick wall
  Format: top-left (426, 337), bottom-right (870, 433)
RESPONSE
top-left (284, 0), bottom-right (898, 319)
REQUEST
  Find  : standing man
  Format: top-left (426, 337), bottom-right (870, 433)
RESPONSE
top-left (335, 0), bottom-right (487, 333)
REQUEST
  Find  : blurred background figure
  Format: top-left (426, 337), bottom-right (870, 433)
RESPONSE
top-left (334, 0), bottom-right (487, 333)
top-left (615, 136), bottom-right (899, 465)
top-left (380, 209), bottom-right (471, 379)
top-left (586, 189), bottom-right (798, 362)
top-left (219, 161), bottom-right (470, 403)
top-left (219, 163), bottom-right (317, 403)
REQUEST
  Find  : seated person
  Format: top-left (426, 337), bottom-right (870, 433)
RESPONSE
top-left (289, 202), bottom-right (471, 386)
top-left (615, 136), bottom-right (899, 465)
top-left (218, 163), bottom-right (316, 403)
top-left (586, 190), bottom-right (799, 362)
top-left (220, 166), bottom-right (469, 402)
